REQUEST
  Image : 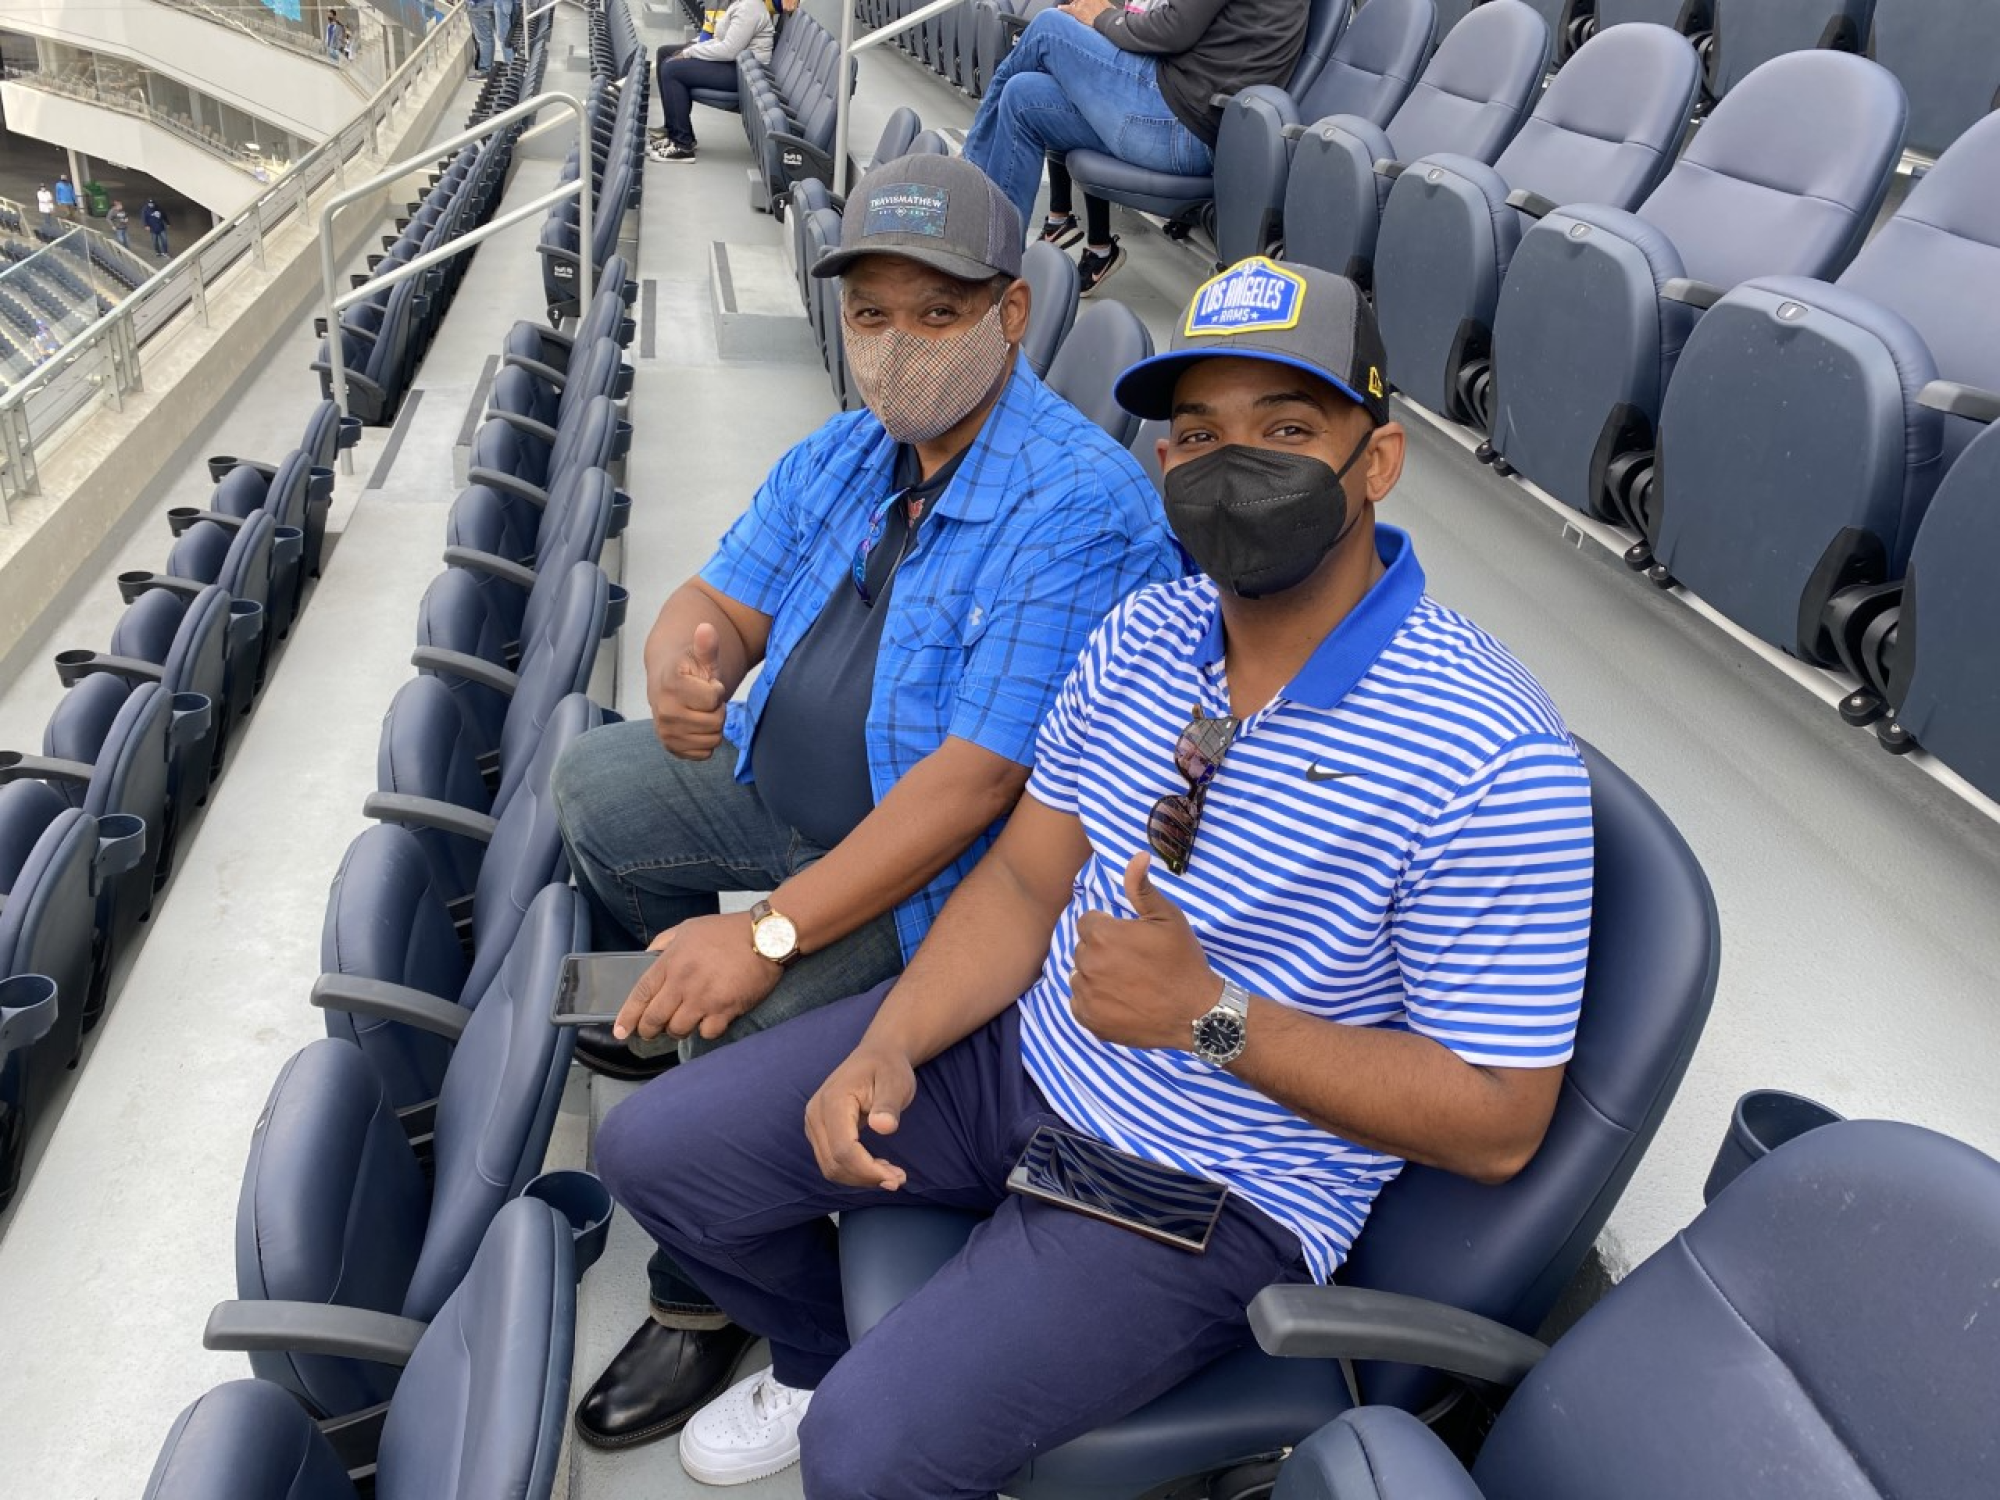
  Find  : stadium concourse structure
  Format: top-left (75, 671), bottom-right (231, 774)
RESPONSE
top-left (0, 0), bottom-right (1997, 1496)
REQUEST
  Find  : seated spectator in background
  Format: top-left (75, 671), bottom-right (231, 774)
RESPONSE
top-left (649, 0), bottom-right (778, 163)
top-left (550, 153), bottom-right (1178, 1454)
top-left (595, 260), bottom-right (1595, 1494)
top-left (965, 0), bottom-right (1307, 293)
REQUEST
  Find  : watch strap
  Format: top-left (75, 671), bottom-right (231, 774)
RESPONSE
top-left (749, 899), bottom-right (801, 967)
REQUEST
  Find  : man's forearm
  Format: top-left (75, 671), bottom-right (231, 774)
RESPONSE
top-left (643, 578), bottom-right (762, 693)
top-left (1229, 998), bottom-right (1562, 1185)
top-left (1094, 0), bottom-right (1228, 55)
top-left (772, 738), bottom-right (1028, 958)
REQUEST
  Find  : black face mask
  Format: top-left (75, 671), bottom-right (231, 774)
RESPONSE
top-left (1162, 435), bottom-right (1373, 599)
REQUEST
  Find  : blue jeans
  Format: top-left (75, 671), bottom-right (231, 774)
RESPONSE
top-left (493, 0), bottom-right (517, 62)
top-left (469, 0), bottom-right (495, 69)
top-left (597, 982), bottom-right (1310, 1498)
top-left (551, 720), bottom-right (905, 1316)
top-left (963, 8), bottom-right (1213, 238)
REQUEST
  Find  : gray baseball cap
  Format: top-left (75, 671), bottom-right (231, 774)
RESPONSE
top-left (1115, 258), bottom-right (1391, 426)
top-left (811, 154), bottom-right (1023, 284)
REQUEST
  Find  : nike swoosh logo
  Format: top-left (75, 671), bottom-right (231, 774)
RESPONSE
top-left (1304, 762), bottom-right (1359, 783)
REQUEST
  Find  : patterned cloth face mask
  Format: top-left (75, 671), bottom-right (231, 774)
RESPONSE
top-left (844, 302), bottom-right (1012, 444)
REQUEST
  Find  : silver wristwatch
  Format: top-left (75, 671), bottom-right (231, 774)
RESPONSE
top-left (1192, 978), bottom-right (1250, 1067)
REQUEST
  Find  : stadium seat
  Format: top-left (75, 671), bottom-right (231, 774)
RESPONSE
top-left (443, 465), bottom-right (620, 652)
top-left (1129, 417), bottom-right (1168, 494)
top-left (207, 881), bottom-right (586, 1418)
top-left (0, 972), bottom-right (58, 1212)
top-left (0, 782), bottom-right (141, 1206)
top-left (1855, 412), bottom-right (2000, 793)
top-left (1063, 0), bottom-right (1356, 227)
top-left (837, 741), bottom-right (1719, 1495)
top-left (56, 583), bottom-right (236, 799)
top-left (1280, 1), bottom-right (1551, 292)
top-left (1019, 241), bottom-right (1079, 377)
top-left (413, 557), bottom-right (615, 766)
top-left (1644, 111), bottom-right (2000, 667)
top-left (1043, 300), bottom-right (1153, 447)
top-left (1867, 0), bottom-right (2000, 158)
top-left (137, 512), bottom-right (288, 713)
top-left (1213, 0), bottom-right (1440, 268)
top-left (1480, 50), bottom-right (1907, 518)
top-left (177, 460), bottom-right (324, 646)
top-left (466, 392), bottom-right (628, 542)
top-left (502, 255), bottom-right (636, 385)
top-left (1373, 23), bottom-right (1701, 420)
top-left (1576, 0), bottom-right (1715, 54)
top-left (1264, 1120), bottom-right (2000, 1500)
top-left (157, 1197), bottom-right (575, 1498)
top-left (1708, 0), bottom-right (1873, 101)
top-left (486, 337), bottom-right (632, 451)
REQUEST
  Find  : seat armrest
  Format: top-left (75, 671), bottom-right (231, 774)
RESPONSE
top-left (310, 973), bottom-right (470, 1041)
top-left (1249, 1284), bottom-right (1548, 1387)
top-left (502, 352), bottom-right (568, 388)
top-left (773, 132), bottom-right (836, 187)
top-left (1506, 187), bottom-right (1559, 220)
top-left (203, 1301), bottom-right (426, 1367)
top-left (441, 545), bottom-right (538, 592)
top-left (53, 652), bottom-right (166, 690)
top-left (410, 646), bottom-right (520, 698)
top-left (465, 466), bottom-right (551, 511)
top-left (1281, 123), bottom-right (1310, 140)
top-left (492, 409), bottom-right (561, 447)
top-left (361, 790), bottom-right (499, 845)
top-left (0, 752), bottom-right (95, 788)
top-left (1918, 379), bottom-right (2000, 425)
top-left (1661, 277), bottom-right (1726, 310)
top-left (1373, 158), bottom-right (1408, 181)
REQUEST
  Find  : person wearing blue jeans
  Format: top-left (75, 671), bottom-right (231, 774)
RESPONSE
top-left (493, 0), bottom-right (518, 64)
top-left (468, 0), bottom-right (495, 73)
top-left (964, 0), bottom-right (1307, 293)
top-left (549, 154), bottom-right (1177, 1455)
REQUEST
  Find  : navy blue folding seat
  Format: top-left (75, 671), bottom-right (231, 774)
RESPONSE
top-left (1643, 111), bottom-right (2000, 668)
top-left (176, 460), bottom-right (322, 645)
top-left (1129, 417), bottom-right (1168, 494)
top-left (312, 278), bottom-right (419, 425)
top-left (467, 393), bottom-right (627, 541)
top-left (413, 556), bottom-right (614, 766)
top-left (1019, 241), bottom-right (1079, 378)
top-left (1, 676), bottom-right (194, 1012)
top-left (1709, 0), bottom-right (1873, 100)
top-left (1867, 0), bottom-right (2000, 157)
top-left (486, 338), bottom-right (631, 456)
top-left (1063, 0), bottom-right (1355, 239)
top-left (1266, 1120), bottom-right (2000, 1500)
top-left (1281, 1), bottom-right (1551, 293)
top-left (0, 781), bottom-right (141, 1207)
top-left (1849, 414), bottom-right (2000, 790)
top-left (320, 684), bottom-right (593, 1107)
top-left (1577, 0), bottom-right (1715, 53)
top-left (443, 464), bottom-right (620, 651)
top-left (1481, 51), bottom-right (1906, 518)
top-left (56, 582), bottom-right (236, 795)
top-left (157, 1197), bottom-right (574, 1498)
top-left (0, 971), bottom-right (57, 1211)
top-left (133, 511), bottom-right (286, 713)
top-left (502, 256), bottom-right (636, 386)
top-left (1043, 300), bottom-right (1153, 447)
top-left (1374, 23), bottom-right (1701, 420)
top-left (836, 742), bottom-right (1718, 1495)
top-left (209, 882), bottom-right (584, 1416)
top-left (1213, 0), bottom-right (1440, 268)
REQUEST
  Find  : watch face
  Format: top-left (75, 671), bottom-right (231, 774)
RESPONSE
top-left (753, 912), bottom-right (798, 961)
top-left (1195, 1009), bottom-right (1245, 1059)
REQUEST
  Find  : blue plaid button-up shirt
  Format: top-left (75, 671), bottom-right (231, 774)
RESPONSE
top-left (703, 357), bottom-right (1181, 959)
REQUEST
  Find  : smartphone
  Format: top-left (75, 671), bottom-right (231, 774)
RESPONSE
top-left (1006, 1124), bottom-right (1229, 1253)
top-left (549, 951), bottom-right (661, 1027)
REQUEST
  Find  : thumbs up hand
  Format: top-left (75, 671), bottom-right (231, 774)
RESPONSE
top-left (1069, 851), bottom-right (1223, 1052)
top-left (649, 620), bottom-right (731, 759)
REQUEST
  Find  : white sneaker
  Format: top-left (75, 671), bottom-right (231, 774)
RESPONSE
top-left (679, 1368), bottom-right (813, 1486)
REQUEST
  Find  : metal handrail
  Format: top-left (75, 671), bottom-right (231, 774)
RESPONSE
top-left (0, 2), bottom-right (472, 523)
top-left (320, 89), bottom-right (591, 471)
top-left (831, 0), bottom-right (967, 196)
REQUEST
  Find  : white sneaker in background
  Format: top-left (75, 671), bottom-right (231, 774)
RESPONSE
top-left (678, 1367), bottom-right (814, 1486)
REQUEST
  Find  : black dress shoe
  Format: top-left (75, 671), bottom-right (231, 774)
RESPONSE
top-left (574, 1319), bottom-right (757, 1449)
top-left (573, 1023), bottom-right (680, 1080)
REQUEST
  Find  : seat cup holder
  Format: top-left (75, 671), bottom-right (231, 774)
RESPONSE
top-left (117, 570), bottom-right (157, 604)
top-left (53, 649), bottom-right (103, 688)
top-left (206, 456), bottom-right (241, 484)
top-left (1704, 1090), bottom-right (1846, 1205)
top-left (166, 506), bottom-right (206, 537)
top-left (521, 1168), bottom-right (614, 1278)
top-left (0, 974), bottom-right (60, 1055)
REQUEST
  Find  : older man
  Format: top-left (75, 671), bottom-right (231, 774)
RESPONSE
top-left (551, 153), bottom-right (1178, 1450)
top-left (597, 261), bottom-right (1595, 1493)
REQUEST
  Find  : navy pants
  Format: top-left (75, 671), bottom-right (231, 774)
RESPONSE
top-left (656, 48), bottom-right (738, 149)
top-left (597, 981), bottom-right (1310, 1500)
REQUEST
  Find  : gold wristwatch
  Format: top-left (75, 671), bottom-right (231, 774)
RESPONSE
top-left (749, 899), bottom-right (801, 967)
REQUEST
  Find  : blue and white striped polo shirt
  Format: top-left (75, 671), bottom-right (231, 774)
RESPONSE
top-left (1019, 525), bottom-right (1593, 1282)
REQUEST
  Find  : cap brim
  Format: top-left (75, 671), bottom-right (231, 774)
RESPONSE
top-left (1114, 348), bottom-right (1373, 422)
top-left (811, 242), bottom-right (1005, 283)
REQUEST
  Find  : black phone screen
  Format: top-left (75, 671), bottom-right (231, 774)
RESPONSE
top-left (1005, 1124), bottom-right (1229, 1253)
top-left (549, 951), bottom-right (661, 1027)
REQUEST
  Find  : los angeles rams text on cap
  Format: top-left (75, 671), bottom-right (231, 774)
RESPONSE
top-left (1187, 259), bottom-right (1304, 334)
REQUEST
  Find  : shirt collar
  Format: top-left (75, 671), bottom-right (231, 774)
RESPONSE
top-left (1195, 525), bottom-right (1427, 711)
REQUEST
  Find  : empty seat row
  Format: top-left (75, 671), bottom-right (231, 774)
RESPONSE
top-left (0, 402), bottom-right (361, 1212)
top-left (538, 56), bottom-right (649, 320)
top-left (737, 8), bottom-right (851, 214)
